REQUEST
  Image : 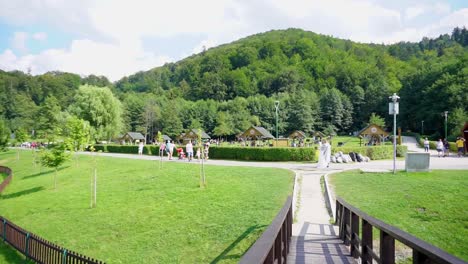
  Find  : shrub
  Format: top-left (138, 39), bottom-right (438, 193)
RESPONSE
top-left (333, 145), bottom-right (407, 160)
top-left (91, 144), bottom-right (184, 156)
top-left (207, 146), bottom-right (318, 161)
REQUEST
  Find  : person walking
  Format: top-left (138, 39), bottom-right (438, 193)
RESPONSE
top-left (443, 139), bottom-right (450, 157)
top-left (186, 140), bottom-right (194, 161)
top-left (436, 139), bottom-right (444, 157)
top-left (456, 137), bottom-right (466, 157)
top-left (423, 138), bottom-right (430, 152)
top-left (138, 141), bottom-right (144, 155)
top-left (159, 141), bottom-right (166, 157)
top-left (166, 140), bottom-right (174, 160)
top-left (317, 139), bottom-right (331, 169)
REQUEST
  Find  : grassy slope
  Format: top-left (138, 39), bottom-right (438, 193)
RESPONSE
top-left (329, 170), bottom-right (468, 261)
top-left (0, 150), bottom-right (293, 263)
top-left (331, 136), bottom-right (362, 147)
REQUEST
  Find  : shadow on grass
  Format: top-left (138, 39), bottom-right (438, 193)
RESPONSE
top-left (22, 166), bottom-right (70, 180)
top-left (0, 240), bottom-right (34, 264)
top-left (0, 186), bottom-right (45, 200)
top-left (210, 224), bottom-right (267, 264)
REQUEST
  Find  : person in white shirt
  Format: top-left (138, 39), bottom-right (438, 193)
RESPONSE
top-left (138, 141), bottom-right (144, 155)
top-left (423, 138), bottom-right (430, 152)
top-left (186, 140), bottom-right (193, 161)
top-left (436, 139), bottom-right (444, 157)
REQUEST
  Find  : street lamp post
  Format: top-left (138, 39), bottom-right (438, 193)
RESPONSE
top-left (444, 111), bottom-right (448, 140)
top-left (389, 93), bottom-right (400, 174)
top-left (421, 120), bottom-right (424, 135)
top-left (274, 101), bottom-right (280, 146)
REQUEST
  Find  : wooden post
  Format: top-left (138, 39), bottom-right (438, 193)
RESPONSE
top-left (380, 231), bottom-right (395, 264)
top-left (343, 207), bottom-right (350, 245)
top-left (351, 212), bottom-right (359, 258)
top-left (413, 250), bottom-right (430, 264)
top-left (361, 219), bottom-right (373, 264)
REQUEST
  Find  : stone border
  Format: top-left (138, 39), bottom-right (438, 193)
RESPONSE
top-left (322, 173), bottom-right (336, 220)
top-left (292, 171), bottom-right (301, 221)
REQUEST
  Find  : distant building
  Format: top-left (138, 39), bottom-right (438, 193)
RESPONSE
top-left (288, 130), bottom-right (307, 140)
top-left (240, 126), bottom-right (275, 140)
top-left (358, 124), bottom-right (389, 145)
top-left (177, 129), bottom-right (211, 144)
top-left (120, 132), bottom-right (145, 145)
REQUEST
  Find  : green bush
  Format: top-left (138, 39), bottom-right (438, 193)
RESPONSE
top-left (204, 146), bottom-right (318, 161)
top-left (419, 140), bottom-right (457, 152)
top-left (333, 145), bottom-right (407, 160)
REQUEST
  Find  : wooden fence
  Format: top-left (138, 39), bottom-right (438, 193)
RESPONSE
top-left (336, 197), bottom-right (467, 264)
top-left (239, 196), bottom-right (292, 264)
top-left (0, 166), bottom-right (105, 264)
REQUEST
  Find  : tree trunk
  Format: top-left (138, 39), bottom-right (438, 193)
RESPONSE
top-left (93, 167), bottom-right (97, 207)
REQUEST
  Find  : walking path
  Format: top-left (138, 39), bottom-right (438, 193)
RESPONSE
top-left (77, 137), bottom-right (467, 263)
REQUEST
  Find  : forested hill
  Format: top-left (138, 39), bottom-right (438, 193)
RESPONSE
top-left (0, 27), bottom-right (467, 143)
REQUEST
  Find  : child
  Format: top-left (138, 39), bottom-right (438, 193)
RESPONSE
top-left (196, 148), bottom-right (201, 160)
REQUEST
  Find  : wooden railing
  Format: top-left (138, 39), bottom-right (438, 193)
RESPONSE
top-left (239, 196), bottom-right (292, 264)
top-left (336, 197), bottom-right (467, 264)
top-left (0, 166), bottom-right (105, 264)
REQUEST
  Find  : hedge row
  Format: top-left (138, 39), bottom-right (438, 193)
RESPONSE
top-left (333, 145), bottom-right (407, 160)
top-left (91, 145), bottom-right (180, 156)
top-left (90, 145), bottom-right (317, 161)
top-left (208, 146), bottom-right (318, 161)
top-left (90, 144), bottom-right (406, 161)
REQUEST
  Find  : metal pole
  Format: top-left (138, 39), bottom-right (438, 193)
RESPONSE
top-left (444, 111), bottom-right (448, 140)
top-left (275, 101), bottom-right (279, 147)
top-left (276, 109), bottom-right (278, 146)
top-left (421, 121), bottom-right (424, 135)
top-left (393, 103), bottom-right (396, 174)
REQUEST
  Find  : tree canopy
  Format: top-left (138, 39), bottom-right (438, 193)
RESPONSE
top-left (0, 27), bottom-right (467, 140)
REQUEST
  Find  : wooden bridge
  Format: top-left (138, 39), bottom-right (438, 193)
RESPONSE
top-left (239, 170), bottom-right (467, 264)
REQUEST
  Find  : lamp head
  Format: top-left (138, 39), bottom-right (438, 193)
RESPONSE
top-left (388, 93), bottom-right (400, 102)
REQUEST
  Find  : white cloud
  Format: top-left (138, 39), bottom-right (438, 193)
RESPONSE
top-left (32, 32), bottom-right (47, 41)
top-left (404, 2), bottom-right (451, 20)
top-left (0, 39), bottom-right (172, 81)
top-left (405, 6), bottom-right (426, 20)
top-left (10, 32), bottom-right (29, 53)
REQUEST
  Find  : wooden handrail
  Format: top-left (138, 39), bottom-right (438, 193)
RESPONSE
top-left (239, 196), bottom-right (293, 264)
top-left (336, 197), bottom-right (467, 264)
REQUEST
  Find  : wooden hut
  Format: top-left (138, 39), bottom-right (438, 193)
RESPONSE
top-left (240, 126), bottom-right (275, 140)
top-left (288, 130), bottom-right (307, 140)
top-left (358, 124), bottom-right (389, 146)
top-left (239, 126), bottom-right (276, 147)
top-left (120, 132), bottom-right (145, 145)
top-left (178, 129), bottom-right (210, 144)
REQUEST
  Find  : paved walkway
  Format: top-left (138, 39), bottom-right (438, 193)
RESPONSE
top-left (77, 137), bottom-right (467, 263)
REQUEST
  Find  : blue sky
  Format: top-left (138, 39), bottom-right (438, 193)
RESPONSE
top-left (0, 0), bottom-right (467, 81)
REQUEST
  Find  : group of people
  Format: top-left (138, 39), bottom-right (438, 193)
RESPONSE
top-left (432, 137), bottom-right (466, 157)
top-left (156, 140), bottom-right (210, 161)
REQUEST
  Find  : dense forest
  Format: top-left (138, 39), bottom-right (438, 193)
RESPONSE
top-left (1, 27), bottom-right (467, 143)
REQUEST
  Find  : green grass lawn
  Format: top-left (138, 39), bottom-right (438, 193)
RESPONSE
top-left (331, 136), bottom-right (362, 147)
top-left (329, 170), bottom-right (468, 261)
top-left (0, 150), bottom-right (293, 263)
